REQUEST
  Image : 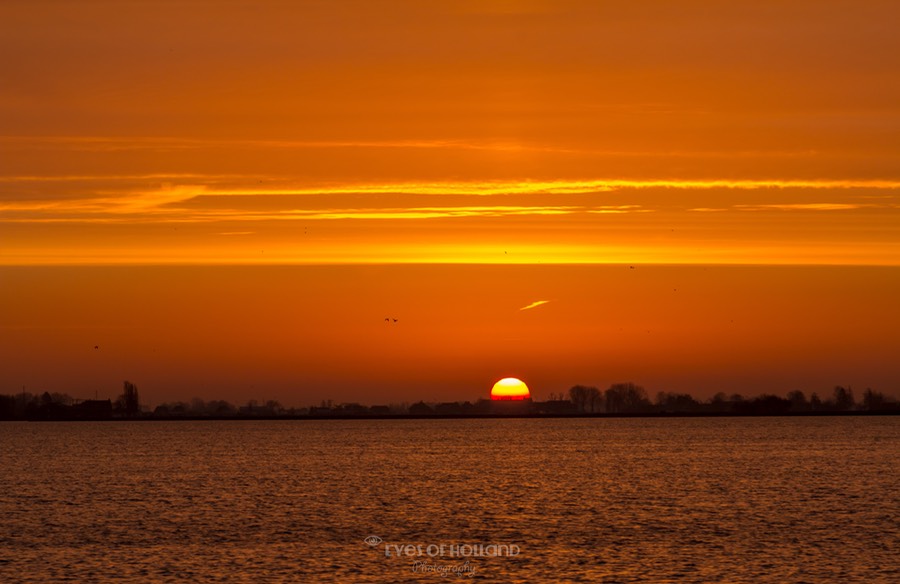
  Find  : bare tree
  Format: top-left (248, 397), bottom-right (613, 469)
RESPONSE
top-left (569, 385), bottom-right (590, 413)
top-left (787, 390), bottom-right (808, 411)
top-left (586, 386), bottom-right (603, 413)
top-left (605, 382), bottom-right (651, 413)
top-left (809, 392), bottom-right (823, 411)
top-left (862, 388), bottom-right (887, 411)
top-left (656, 391), bottom-right (700, 412)
top-left (117, 381), bottom-right (140, 417)
top-left (833, 386), bottom-right (855, 411)
top-left (709, 392), bottom-right (729, 412)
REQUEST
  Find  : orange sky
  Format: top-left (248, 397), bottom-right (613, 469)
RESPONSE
top-left (2, 1), bottom-right (899, 404)
top-left (3, 265), bottom-right (899, 404)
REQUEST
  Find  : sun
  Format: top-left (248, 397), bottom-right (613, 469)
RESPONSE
top-left (491, 377), bottom-right (531, 401)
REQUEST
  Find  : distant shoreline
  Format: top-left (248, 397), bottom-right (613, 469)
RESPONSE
top-left (6, 410), bottom-right (898, 422)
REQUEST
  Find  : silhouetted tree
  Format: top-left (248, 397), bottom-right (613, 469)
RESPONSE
top-left (191, 397), bottom-right (207, 414)
top-left (569, 386), bottom-right (589, 413)
top-left (605, 382), bottom-right (651, 413)
top-left (787, 390), bottom-right (808, 412)
top-left (656, 391), bottom-right (701, 413)
top-left (569, 385), bottom-right (602, 413)
top-left (0, 394), bottom-right (15, 419)
top-left (708, 392), bottom-right (730, 412)
top-left (30, 391), bottom-right (76, 419)
top-left (861, 388), bottom-right (887, 411)
top-left (734, 394), bottom-right (791, 415)
top-left (117, 381), bottom-right (140, 417)
top-left (809, 392), bottom-right (823, 411)
top-left (208, 400), bottom-right (236, 415)
top-left (833, 386), bottom-right (855, 411)
top-left (390, 402), bottom-right (410, 414)
top-left (586, 386), bottom-right (603, 413)
top-left (171, 402), bottom-right (189, 416)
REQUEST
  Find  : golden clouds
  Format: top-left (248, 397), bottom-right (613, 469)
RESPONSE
top-left (5, 176), bottom-right (900, 222)
top-left (2, 173), bottom-right (900, 265)
top-left (3, 1), bottom-right (900, 267)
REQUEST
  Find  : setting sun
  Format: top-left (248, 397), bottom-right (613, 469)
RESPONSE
top-left (490, 378), bottom-right (531, 401)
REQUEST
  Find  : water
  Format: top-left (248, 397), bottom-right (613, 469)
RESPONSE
top-left (1, 418), bottom-right (897, 583)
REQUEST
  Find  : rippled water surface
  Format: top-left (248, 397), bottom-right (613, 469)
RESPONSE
top-left (1, 418), bottom-right (897, 583)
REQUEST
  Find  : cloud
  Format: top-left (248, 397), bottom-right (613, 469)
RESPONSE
top-left (734, 203), bottom-right (866, 211)
top-left (185, 178), bottom-right (900, 197)
top-left (520, 300), bottom-right (550, 311)
top-left (0, 136), bottom-right (844, 162)
top-left (3, 177), bottom-right (900, 226)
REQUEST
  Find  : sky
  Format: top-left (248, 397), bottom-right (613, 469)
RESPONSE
top-left (2, 1), bottom-right (899, 405)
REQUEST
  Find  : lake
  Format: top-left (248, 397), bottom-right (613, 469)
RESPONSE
top-left (1, 417), bottom-right (897, 582)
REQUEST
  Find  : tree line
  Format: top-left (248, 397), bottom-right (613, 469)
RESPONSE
top-left (566, 383), bottom-right (896, 414)
top-left (1, 381), bottom-right (897, 420)
top-left (0, 381), bottom-right (141, 420)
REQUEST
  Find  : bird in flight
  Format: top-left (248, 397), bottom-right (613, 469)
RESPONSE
top-left (94, 345), bottom-right (99, 350)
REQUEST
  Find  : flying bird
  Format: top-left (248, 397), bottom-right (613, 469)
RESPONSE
top-left (94, 345), bottom-right (99, 350)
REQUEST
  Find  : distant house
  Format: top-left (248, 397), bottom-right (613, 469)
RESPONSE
top-left (408, 401), bottom-right (433, 415)
top-left (336, 403), bottom-right (369, 415)
top-left (308, 406), bottom-right (335, 416)
top-left (435, 402), bottom-right (464, 415)
top-left (153, 405), bottom-right (172, 418)
top-left (239, 404), bottom-right (277, 416)
top-left (71, 399), bottom-right (113, 420)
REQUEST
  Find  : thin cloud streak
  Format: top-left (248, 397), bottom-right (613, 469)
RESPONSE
top-left (0, 135), bottom-right (844, 158)
top-left (3, 179), bottom-right (899, 225)
top-left (198, 179), bottom-right (900, 197)
top-left (5, 177), bottom-right (900, 197)
top-left (0, 173), bottom-right (246, 183)
top-left (0, 202), bottom-right (591, 222)
top-left (734, 203), bottom-right (867, 211)
top-left (520, 300), bottom-right (550, 311)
